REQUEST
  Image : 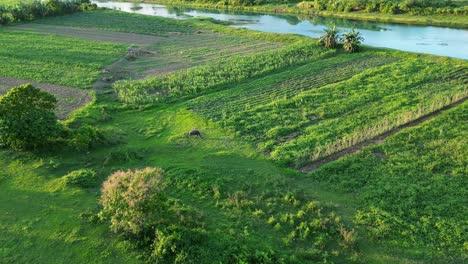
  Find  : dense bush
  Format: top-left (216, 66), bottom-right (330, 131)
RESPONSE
top-left (0, 84), bottom-right (60, 150)
top-left (63, 168), bottom-right (97, 188)
top-left (99, 167), bottom-right (168, 237)
top-left (296, 0), bottom-right (468, 15)
top-left (0, 0), bottom-right (97, 25)
top-left (114, 42), bottom-right (332, 104)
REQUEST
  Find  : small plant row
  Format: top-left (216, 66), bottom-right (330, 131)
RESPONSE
top-left (0, 0), bottom-right (96, 25)
top-left (114, 42), bottom-right (333, 105)
top-left (319, 25), bottom-right (364, 53)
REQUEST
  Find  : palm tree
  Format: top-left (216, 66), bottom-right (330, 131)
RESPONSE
top-left (318, 25), bottom-right (339, 49)
top-left (341, 29), bottom-right (364, 53)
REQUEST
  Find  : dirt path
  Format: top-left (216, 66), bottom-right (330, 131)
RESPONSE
top-left (300, 97), bottom-right (468, 173)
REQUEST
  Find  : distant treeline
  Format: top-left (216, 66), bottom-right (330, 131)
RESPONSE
top-left (0, 0), bottom-right (97, 25)
top-left (296, 0), bottom-right (468, 15)
top-left (180, 0), bottom-right (468, 15)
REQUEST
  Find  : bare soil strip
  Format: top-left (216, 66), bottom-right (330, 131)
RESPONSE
top-left (300, 97), bottom-right (468, 173)
top-left (9, 24), bottom-right (162, 45)
top-left (0, 77), bottom-right (92, 120)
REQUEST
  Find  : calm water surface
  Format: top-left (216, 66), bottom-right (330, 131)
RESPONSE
top-left (93, 1), bottom-right (468, 59)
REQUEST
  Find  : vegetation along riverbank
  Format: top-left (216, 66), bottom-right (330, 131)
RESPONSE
top-left (0, 2), bottom-right (467, 264)
top-left (111, 0), bottom-right (468, 29)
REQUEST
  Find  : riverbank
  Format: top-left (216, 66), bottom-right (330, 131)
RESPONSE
top-left (108, 0), bottom-right (468, 29)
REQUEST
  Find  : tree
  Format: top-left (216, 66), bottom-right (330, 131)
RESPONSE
top-left (318, 25), bottom-right (339, 49)
top-left (341, 29), bottom-right (364, 53)
top-left (0, 84), bottom-right (60, 150)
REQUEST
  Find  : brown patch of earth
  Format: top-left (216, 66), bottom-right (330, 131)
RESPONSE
top-left (0, 77), bottom-right (92, 120)
top-left (10, 24), bottom-right (162, 45)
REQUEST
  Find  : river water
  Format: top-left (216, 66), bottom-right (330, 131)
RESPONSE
top-left (92, 1), bottom-right (468, 59)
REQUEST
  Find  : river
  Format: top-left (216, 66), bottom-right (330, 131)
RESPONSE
top-left (92, 1), bottom-right (468, 59)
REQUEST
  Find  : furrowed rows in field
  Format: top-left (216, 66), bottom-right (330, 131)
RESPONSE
top-left (189, 55), bottom-right (467, 167)
top-left (189, 54), bottom-right (398, 119)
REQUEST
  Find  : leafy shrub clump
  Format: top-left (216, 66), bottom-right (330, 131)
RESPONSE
top-left (99, 167), bottom-right (168, 237)
top-left (65, 125), bottom-right (107, 150)
top-left (63, 168), bottom-right (97, 188)
top-left (0, 84), bottom-right (61, 150)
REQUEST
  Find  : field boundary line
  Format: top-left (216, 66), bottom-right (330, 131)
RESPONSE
top-left (300, 97), bottom-right (468, 173)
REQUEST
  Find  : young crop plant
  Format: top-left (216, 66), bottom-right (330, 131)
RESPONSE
top-left (114, 42), bottom-right (332, 104)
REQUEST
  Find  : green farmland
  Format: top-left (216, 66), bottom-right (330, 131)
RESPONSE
top-left (0, 4), bottom-right (467, 264)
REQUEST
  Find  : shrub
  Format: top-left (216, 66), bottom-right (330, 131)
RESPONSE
top-left (0, 84), bottom-right (60, 150)
top-left (63, 168), bottom-right (97, 188)
top-left (0, 0), bottom-right (96, 25)
top-left (66, 125), bottom-right (106, 150)
top-left (341, 29), bottom-right (364, 53)
top-left (99, 167), bottom-right (168, 237)
top-left (150, 225), bottom-right (207, 264)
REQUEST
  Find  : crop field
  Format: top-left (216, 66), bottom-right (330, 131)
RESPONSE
top-left (0, 77), bottom-right (92, 119)
top-left (0, 5), bottom-right (467, 264)
top-left (0, 30), bottom-right (126, 88)
top-left (310, 101), bottom-right (468, 261)
top-left (186, 53), bottom-right (468, 167)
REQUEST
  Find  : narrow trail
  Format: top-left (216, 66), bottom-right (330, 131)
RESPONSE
top-left (300, 97), bottom-right (467, 173)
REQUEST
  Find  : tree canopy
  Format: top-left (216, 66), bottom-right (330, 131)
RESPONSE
top-left (0, 84), bottom-right (60, 150)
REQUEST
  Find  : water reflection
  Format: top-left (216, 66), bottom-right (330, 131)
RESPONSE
top-left (92, 1), bottom-right (468, 59)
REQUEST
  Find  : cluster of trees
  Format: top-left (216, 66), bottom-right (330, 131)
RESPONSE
top-left (297, 0), bottom-right (468, 15)
top-left (0, 84), bottom-right (104, 151)
top-left (185, 0), bottom-right (467, 15)
top-left (0, 0), bottom-right (96, 25)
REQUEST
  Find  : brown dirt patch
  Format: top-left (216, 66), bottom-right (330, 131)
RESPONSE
top-left (10, 24), bottom-right (162, 45)
top-left (0, 77), bottom-right (92, 120)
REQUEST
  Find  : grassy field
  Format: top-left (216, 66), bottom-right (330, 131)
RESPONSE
top-left (0, 6), bottom-right (467, 264)
top-left (118, 0), bottom-right (468, 29)
top-left (310, 101), bottom-right (468, 262)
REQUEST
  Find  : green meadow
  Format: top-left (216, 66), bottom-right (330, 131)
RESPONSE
top-left (0, 6), bottom-right (466, 264)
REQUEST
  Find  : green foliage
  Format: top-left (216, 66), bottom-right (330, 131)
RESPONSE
top-left (63, 168), bottom-right (97, 188)
top-left (0, 84), bottom-right (60, 150)
top-left (34, 9), bottom-right (194, 37)
top-left (0, 0), bottom-right (97, 25)
top-left (310, 102), bottom-right (468, 259)
top-left (0, 31), bottom-right (125, 88)
top-left (66, 125), bottom-right (106, 150)
top-left (150, 225), bottom-right (208, 264)
top-left (99, 167), bottom-right (168, 237)
top-left (187, 52), bottom-right (467, 166)
top-left (318, 25), bottom-right (339, 48)
top-left (341, 29), bottom-right (364, 53)
top-left (114, 42), bottom-right (332, 104)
